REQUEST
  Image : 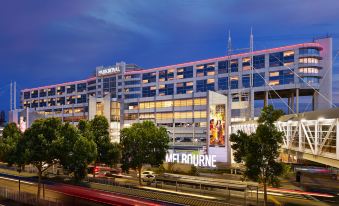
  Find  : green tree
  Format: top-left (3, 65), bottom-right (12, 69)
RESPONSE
top-left (230, 105), bottom-right (284, 206)
top-left (90, 116), bottom-right (121, 177)
top-left (21, 118), bottom-right (63, 198)
top-left (57, 123), bottom-right (97, 181)
top-left (0, 123), bottom-right (23, 168)
top-left (120, 121), bottom-right (169, 185)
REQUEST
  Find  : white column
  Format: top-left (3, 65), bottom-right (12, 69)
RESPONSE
top-left (315, 120), bottom-right (319, 155)
top-left (296, 89), bottom-right (299, 113)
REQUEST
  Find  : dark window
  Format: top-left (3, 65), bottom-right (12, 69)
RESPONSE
top-left (242, 74), bottom-right (251, 88)
top-left (177, 66), bottom-right (193, 79)
top-left (159, 84), bottom-right (174, 96)
top-left (230, 59), bottom-right (238, 72)
top-left (57, 97), bottom-right (65, 105)
top-left (196, 63), bottom-right (215, 77)
top-left (159, 69), bottom-right (174, 82)
top-left (218, 77), bottom-right (228, 90)
top-left (253, 55), bottom-right (265, 69)
top-left (142, 72), bottom-right (156, 83)
top-left (196, 79), bottom-right (215, 92)
top-left (87, 86), bottom-right (96, 91)
top-left (142, 86), bottom-right (156, 97)
top-left (299, 48), bottom-right (320, 56)
top-left (77, 83), bottom-right (87, 92)
top-left (253, 73), bottom-right (265, 87)
top-left (77, 94), bottom-right (87, 103)
top-left (176, 82), bottom-right (193, 94)
top-left (31, 90), bottom-right (38, 98)
top-left (269, 52), bottom-right (283, 67)
top-left (48, 88), bottom-right (56, 96)
top-left (124, 87), bottom-right (141, 92)
top-left (39, 90), bottom-right (47, 97)
top-left (218, 61), bottom-right (228, 74)
top-left (67, 85), bottom-right (76, 94)
top-left (48, 98), bottom-right (56, 106)
top-left (57, 86), bottom-right (65, 95)
top-left (269, 69), bottom-right (294, 85)
top-left (24, 92), bottom-right (30, 99)
top-left (230, 77), bottom-right (239, 89)
top-left (88, 80), bottom-right (96, 85)
top-left (39, 100), bottom-right (47, 107)
top-left (125, 80), bottom-right (140, 86)
top-left (125, 94), bottom-right (140, 99)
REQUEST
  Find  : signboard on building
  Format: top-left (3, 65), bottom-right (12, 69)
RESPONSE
top-left (97, 66), bottom-right (120, 76)
top-left (209, 104), bottom-right (226, 147)
top-left (165, 153), bottom-right (217, 168)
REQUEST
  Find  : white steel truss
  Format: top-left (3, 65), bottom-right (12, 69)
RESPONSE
top-left (230, 118), bottom-right (339, 161)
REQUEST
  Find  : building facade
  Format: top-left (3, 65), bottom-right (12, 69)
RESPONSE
top-left (19, 37), bottom-right (333, 164)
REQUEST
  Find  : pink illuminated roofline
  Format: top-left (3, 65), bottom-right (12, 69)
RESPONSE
top-left (22, 77), bottom-right (96, 92)
top-left (125, 42), bottom-right (322, 74)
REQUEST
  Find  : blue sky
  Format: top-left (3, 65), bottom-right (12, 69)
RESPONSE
top-left (0, 0), bottom-right (338, 113)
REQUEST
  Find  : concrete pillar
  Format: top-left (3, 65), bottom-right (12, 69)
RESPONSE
top-left (291, 92), bottom-right (295, 113)
top-left (296, 89), bottom-right (299, 113)
top-left (264, 91), bottom-right (268, 107)
top-left (250, 90), bottom-right (254, 119)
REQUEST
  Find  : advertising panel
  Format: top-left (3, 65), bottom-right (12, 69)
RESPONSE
top-left (209, 104), bottom-right (225, 147)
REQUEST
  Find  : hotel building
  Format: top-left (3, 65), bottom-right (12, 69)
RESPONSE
top-left (19, 37), bottom-right (333, 164)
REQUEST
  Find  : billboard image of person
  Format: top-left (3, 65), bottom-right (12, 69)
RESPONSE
top-left (209, 104), bottom-right (225, 146)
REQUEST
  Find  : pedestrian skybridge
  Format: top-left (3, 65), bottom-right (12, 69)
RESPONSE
top-left (230, 108), bottom-right (339, 168)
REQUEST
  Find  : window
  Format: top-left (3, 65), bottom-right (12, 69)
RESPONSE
top-left (48, 88), bottom-right (56, 96)
top-left (298, 67), bottom-right (319, 74)
top-left (196, 79), bottom-right (215, 92)
top-left (269, 69), bottom-right (294, 85)
top-left (196, 63), bottom-right (215, 77)
top-left (39, 89), bottom-right (47, 97)
top-left (125, 74), bottom-right (140, 79)
top-left (253, 55), bottom-right (265, 69)
top-left (176, 81), bottom-right (193, 94)
top-left (159, 69), bottom-right (174, 82)
top-left (125, 80), bottom-right (140, 86)
top-left (269, 52), bottom-right (283, 67)
top-left (57, 97), bottom-right (65, 105)
top-left (67, 96), bottom-right (76, 104)
top-left (218, 60), bottom-right (228, 74)
top-left (253, 73), bottom-right (265, 87)
top-left (24, 92), bottom-right (30, 99)
top-left (111, 101), bottom-right (120, 122)
top-left (39, 99), bottom-right (47, 107)
top-left (218, 77), bottom-right (228, 90)
top-left (66, 85), bottom-right (76, 94)
top-left (230, 76), bottom-right (239, 89)
top-left (194, 111), bottom-right (207, 119)
top-left (140, 102), bottom-right (155, 109)
top-left (124, 113), bottom-right (138, 120)
top-left (77, 94), bottom-right (87, 103)
top-left (242, 74), bottom-right (250, 88)
top-left (156, 112), bottom-right (173, 120)
top-left (174, 99), bottom-right (193, 107)
top-left (283, 50), bottom-right (294, 66)
top-left (300, 77), bottom-right (319, 84)
top-left (242, 57), bottom-right (251, 71)
top-left (125, 102), bottom-right (138, 110)
top-left (177, 66), bottom-right (193, 79)
top-left (31, 90), bottom-right (38, 98)
top-left (156, 101), bottom-right (173, 108)
top-left (159, 84), bottom-right (174, 96)
top-left (174, 111), bottom-right (193, 119)
top-left (48, 98), bottom-right (56, 106)
top-left (124, 87), bottom-right (141, 92)
top-left (77, 83), bottom-right (87, 92)
top-left (299, 57), bottom-right (319, 64)
top-left (57, 86), bottom-right (65, 95)
top-left (194, 98), bottom-right (207, 105)
top-left (142, 72), bottom-right (156, 83)
top-left (139, 113), bottom-right (155, 120)
top-left (230, 59), bottom-right (238, 72)
top-left (299, 48), bottom-right (320, 56)
top-left (142, 86), bottom-right (156, 97)
top-left (125, 94), bottom-right (140, 99)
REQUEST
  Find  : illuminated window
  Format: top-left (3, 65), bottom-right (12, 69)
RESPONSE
top-left (242, 57), bottom-right (251, 71)
top-left (194, 111), bottom-right (207, 118)
top-left (176, 81), bottom-right (193, 94)
top-left (142, 72), bottom-right (156, 84)
top-left (299, 57), bottom-right (319, 64)
top-left (269, 70), bottom-right (294, 85)
top-left (139, 113), bottom-right (155, 120)
top-left (196, 63), bottom-right (215, 77)
top-left (194, 98), bottom-right (207, 105)
top-left (96, 102), bottom-right (104, 116)
top-left (174, 99), bottom-right (193, 107)
top-left (177, 66), bottom-right (193, 79)
top-left (298, 67), bottom-right (319, 74)
top-left (156, 112), bottom-right (173, 120)
top-left (174, 111), bottom-right (193, 119)
top-left (230, 76), bottom-right (239, 89)
top-left (111, 101), bottom-right (120, 121)
top-left (196, 79), bottom-right (215, 92)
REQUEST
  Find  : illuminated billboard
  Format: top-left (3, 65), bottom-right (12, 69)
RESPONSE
top-left (209, 104), bottom-right (225, 147)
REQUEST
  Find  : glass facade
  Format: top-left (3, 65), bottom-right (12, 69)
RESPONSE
top-left (269, 70), bottom-right (294, 85)
top-left (142, 72), bottom-right (156, 83)
top-left (218, 77), bottom-right (228, 90)
top-left (177, 66), bottom-right (193, 79)
top-left (159, 84), bottom-right (174, 96)
top-left (196, 63), bottom-right (215, 77)
top-left (176, 81), bottom-right (193, 94)
top-left (196, 79), bottom-right (215, 92)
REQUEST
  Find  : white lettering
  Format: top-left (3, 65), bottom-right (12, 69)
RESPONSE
top-left (165, 153), bottom-right (218, 168)
top-left (98, 67), bottom-right (120, 76)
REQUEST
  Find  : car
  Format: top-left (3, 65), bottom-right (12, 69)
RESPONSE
top-left (105, 168), bottom-right (123, 178)
top-left (138, 171), bottom-right (156, 182)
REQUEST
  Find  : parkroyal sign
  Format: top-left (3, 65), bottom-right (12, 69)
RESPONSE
top-left (165, 153), bottom-right (217, 168)
top-left (97, 67), bottom-right (120, 76)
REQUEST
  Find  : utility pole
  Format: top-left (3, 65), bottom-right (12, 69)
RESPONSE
top-left (250, 27), bottom-right (254, 119)
top-left (14, 81), bottom-right (16, 110)
top-left (10, 81), bottom-right (13, 111)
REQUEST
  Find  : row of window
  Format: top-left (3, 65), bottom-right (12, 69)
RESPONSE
top-left (124, 111), bottom-right (207, 120)
top-left (23, 94), bottom-right (87, 108)
top-left (24, 83), bottom-right (88, 99)
top-left (125, 98), bottom-right (207, 110)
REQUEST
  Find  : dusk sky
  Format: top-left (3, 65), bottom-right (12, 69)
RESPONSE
top-left (1, 0), bottom-right (339, 114)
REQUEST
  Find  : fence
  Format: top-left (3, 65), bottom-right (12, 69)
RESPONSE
top-left (0, 186), bottom-right (63, 206)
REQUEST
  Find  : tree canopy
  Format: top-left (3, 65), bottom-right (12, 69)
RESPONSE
top-left (120, 121), bottom-right (169, 185)
top-left (230, 105), bottom-right (284, 206)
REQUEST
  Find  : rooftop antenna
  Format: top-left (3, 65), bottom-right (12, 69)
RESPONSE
top-left (227, 29), bottom-right (232, 55)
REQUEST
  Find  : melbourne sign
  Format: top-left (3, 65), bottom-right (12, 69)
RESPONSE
top-left (97, 67), bottom-right (120, 76)
top-left (165, 153), bottom-right (217, 168)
